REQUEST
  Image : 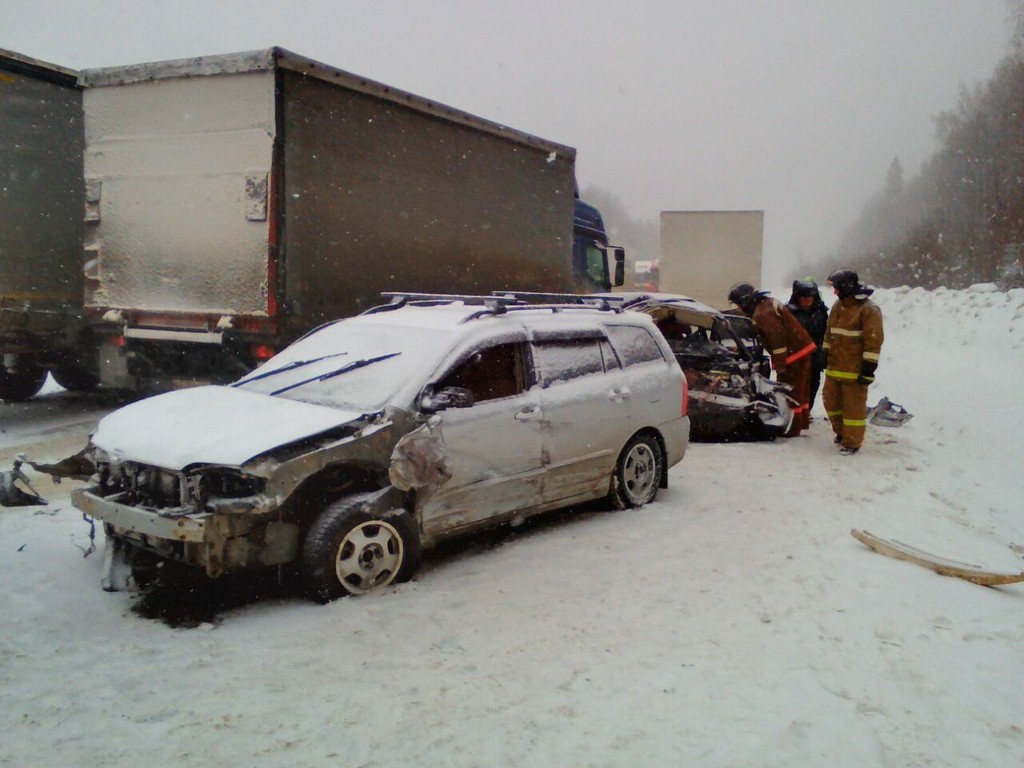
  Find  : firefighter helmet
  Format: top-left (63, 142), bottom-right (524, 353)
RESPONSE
top-left (791, 278), bottom-right (820, 298)
top-left (827, 268), bottom-right (859, 298)
top-left (727, 281), bottom-right (758, 308)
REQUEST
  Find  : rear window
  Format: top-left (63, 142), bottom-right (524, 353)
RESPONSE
top-left (533, 338), bottom-right (605, 386)
top-left (605, 325), bottom-right (666, 366)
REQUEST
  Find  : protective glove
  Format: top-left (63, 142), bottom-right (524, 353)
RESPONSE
top-left (857, 360), bottom-right (877, 386)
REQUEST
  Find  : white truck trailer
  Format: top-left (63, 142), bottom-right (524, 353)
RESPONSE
top-left (658, 210), bottom-right (764, 310)
top-left (79, 48), bottom-right (624, 393)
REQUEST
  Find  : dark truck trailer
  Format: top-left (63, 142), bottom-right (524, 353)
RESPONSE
top-left (0, 49), bottom-right (97, 402)
top-left (79, 47), bottom-right (623, 393)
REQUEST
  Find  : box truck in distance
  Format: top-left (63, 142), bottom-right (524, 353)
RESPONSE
top-left (658, 210), bottom-right (764, 310)
top-left (79, 47), bottom-right (624, 394)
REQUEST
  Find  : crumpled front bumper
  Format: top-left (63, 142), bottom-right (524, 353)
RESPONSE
top-left (73, 486), bottom-right (208, 541)
top-left (72, 486), bottom-right (298, 580)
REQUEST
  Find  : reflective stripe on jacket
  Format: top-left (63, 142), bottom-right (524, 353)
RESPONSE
top-left (823, 297), bottom-right (884, 379)
top-left (751, 297), bottom-right (815, 370)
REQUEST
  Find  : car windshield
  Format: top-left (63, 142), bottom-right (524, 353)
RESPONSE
top-left (234, 320), bottom-right (451, 411)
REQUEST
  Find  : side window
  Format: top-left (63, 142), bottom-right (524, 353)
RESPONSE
top-left (533, 338), bottom-right (605, 387)
top-left (606, 325), bottom-right (666, 366)
top-left (585, 244), bottom-right (607, 285)
top-left (437, 342), bottom-right (525, 403)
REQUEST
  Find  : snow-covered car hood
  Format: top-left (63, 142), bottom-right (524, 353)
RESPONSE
top-left (91, 386), bottom-right (366, 470)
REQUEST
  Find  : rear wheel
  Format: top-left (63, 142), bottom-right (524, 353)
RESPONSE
top-left (303, 496), bottom-right (421, 603)
top-left (608, 433), bottom-right (664, 509)
top-left (0, 357), bottom-right (48, 402)
top-left (50, 363), bottom-right (100, 393)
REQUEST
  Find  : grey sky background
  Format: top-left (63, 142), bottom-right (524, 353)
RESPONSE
top-left (4, 1), bottom-right (1014, 284)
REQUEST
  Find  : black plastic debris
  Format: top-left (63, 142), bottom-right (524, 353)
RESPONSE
top-left (0, 456), bottom-right (47, 507)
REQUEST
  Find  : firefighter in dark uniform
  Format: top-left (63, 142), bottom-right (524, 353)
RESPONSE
top-left (786, 278), bottom-right (829, 412)
top-left (728, 282), bottom-right (816, 436)
top-left (822, 268), bottom-right (884, 455)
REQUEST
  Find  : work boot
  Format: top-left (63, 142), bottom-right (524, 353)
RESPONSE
top-left (833, 434), bottom-right (842, 444)
top-left (839, 446), bottom-right (859, 455)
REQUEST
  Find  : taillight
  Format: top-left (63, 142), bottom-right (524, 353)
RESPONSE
top-left (250, 344), bottom-right (276, 361)
top-left (681, 375), bottom-right (688, 417)
top-left (112, 335), bottom-right (125, 348)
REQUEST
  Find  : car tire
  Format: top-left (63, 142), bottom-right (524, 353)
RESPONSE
top-left (0, 357), bottom-right (48, 403)
top-left (608, 432), bottom-right (663, 509)
top-left (303, 496), bottom-right (421, 603)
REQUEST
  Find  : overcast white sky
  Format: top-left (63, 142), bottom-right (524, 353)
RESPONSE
top-left (4, 1), bottom-right (1014, 283)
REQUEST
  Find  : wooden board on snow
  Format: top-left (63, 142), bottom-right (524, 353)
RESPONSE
top-left (850, 529), bottom-right (1024, 587)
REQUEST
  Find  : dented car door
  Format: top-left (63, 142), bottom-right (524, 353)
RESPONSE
top-left (419, 340), bottom-right (545, 537)
top-left (532, 333), bottom-right (625, 503)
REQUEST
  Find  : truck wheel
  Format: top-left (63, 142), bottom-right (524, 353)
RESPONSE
top-left (0, 358), bottom-right (48, 403)
top-left (608, 432), bottom-right (663, 509)
top-left (303, 496), bottom-right (421, 603)
top-left (50, 364), bottom-right (100, 393)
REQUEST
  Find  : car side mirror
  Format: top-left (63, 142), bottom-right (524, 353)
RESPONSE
top-left (420, 386), bottom-right (475, 413)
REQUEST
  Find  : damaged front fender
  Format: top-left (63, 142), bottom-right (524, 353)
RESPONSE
top-left (388, 416), bottom-right (452, 493)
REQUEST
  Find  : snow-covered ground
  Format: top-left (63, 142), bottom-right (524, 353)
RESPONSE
top-left (1, 286), bottom-right (1022, 767)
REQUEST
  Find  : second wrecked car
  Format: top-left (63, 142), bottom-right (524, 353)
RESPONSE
top-left (594, 293), bottom-right (794, 441)
top-left (71, 295), bottom-right (690, 601)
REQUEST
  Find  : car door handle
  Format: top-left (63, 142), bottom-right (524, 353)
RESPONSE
top-left (609, 386), bottom-right (631, 402)
top-left (514, 405), bottom-right (542, 421)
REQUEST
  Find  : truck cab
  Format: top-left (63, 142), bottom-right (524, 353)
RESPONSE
top-left (573, 199), bottom-right (625, 293)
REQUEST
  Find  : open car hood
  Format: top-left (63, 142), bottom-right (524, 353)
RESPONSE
top-left (91, 386), bottom-right (366, 470)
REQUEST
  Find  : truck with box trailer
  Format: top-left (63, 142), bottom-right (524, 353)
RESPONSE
top-left (0, 49), bottom-right (97, 402)
top-left (658, 210), bottom-right (764, 310)
top-left (78, 47), bottom-right (624, 394)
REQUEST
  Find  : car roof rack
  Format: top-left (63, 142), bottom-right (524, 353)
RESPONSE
top-left (490, 290), bottom-right (587, 304)
top-left (364, 292), bottom-right (524, 315)
top-left (489, 291), bottom-right (620, 312)
top-left (368, 290), bottom-right (620, 314)
top-left (363, 291), bottom-right (623, 324)
top-left (463, 302), bottom-right (623, 322)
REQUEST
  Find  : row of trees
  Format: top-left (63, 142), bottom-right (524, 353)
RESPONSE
top-left (836, 3), bottom-right (1024, 288)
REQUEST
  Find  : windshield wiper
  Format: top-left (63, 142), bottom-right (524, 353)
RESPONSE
top-left (269, 353), bottom-right (401, 396)
top-left (232, 351), bottom-right (351, 387)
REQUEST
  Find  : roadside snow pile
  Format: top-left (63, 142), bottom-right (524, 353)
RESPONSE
top-left (1, 287), bottom-right (1022, 767)
top-left (870, 287), bottom-right (1024, 540)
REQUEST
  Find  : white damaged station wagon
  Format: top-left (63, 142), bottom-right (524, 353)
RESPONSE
top-left (72, 294), bottom-right (690, 601)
